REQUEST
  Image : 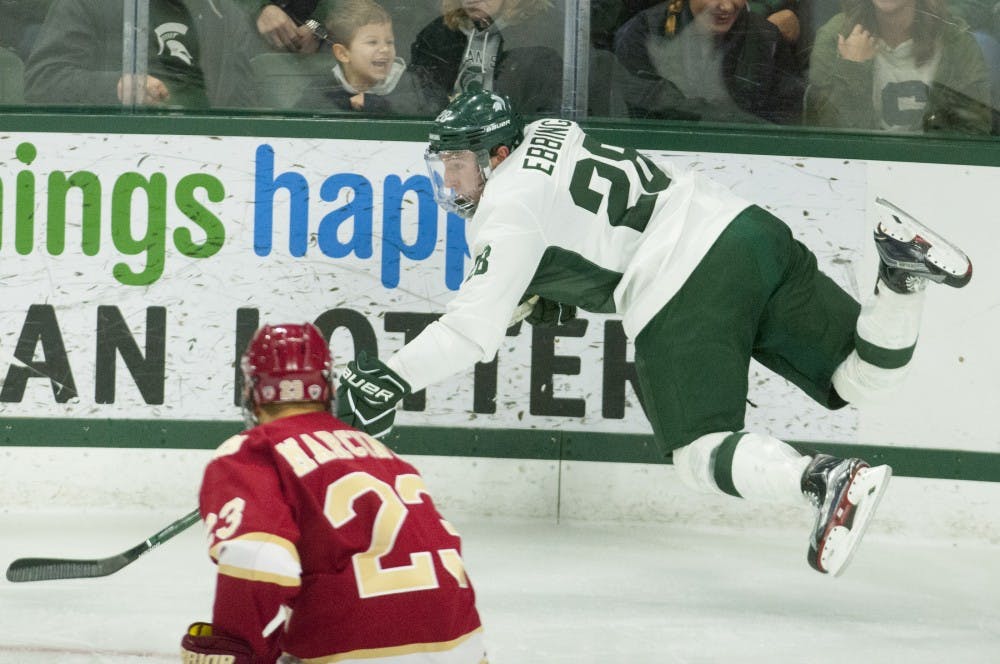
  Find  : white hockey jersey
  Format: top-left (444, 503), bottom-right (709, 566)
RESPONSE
top-left (389, 119), bottom-right (750, 391)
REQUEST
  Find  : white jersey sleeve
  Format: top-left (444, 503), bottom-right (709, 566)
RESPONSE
top-left (387, 186), bottom-right (547, 391)
top-left (386, 321), bottom-right (482, 392)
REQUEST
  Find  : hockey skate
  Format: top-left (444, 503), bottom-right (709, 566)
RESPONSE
top-left (873, 197), bottom-right (972, 294)
top-left (802, 454), bottom-right (892, 576)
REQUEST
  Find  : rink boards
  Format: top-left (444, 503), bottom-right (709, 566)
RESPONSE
top-left (0, 129), bottom-right (997, 538)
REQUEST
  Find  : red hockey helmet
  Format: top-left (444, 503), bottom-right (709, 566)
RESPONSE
top-left (241, 323), bottom-right (332, 421)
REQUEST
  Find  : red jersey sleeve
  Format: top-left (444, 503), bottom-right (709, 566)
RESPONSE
top-left (199, 431), bottom-right (302, 661)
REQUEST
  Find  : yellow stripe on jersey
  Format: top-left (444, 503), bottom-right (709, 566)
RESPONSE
top-left (300, 627), bottom-right (484, 663)
top-left (210, 531), bottom-right (301, 562)
top-left (211, 532), bottom-right (301, 587)
top-left (218, 563), bottom-right (300, 587)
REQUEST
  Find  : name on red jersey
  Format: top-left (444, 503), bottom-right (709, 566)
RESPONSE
top-left (275, 429), bottom-right (395, 477)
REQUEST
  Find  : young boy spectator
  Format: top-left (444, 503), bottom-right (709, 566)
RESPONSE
top-left (806, 0), bottom-right (992, 133)
top-left (24, 0), bottom-right (258, 108)
top-left (296, 0), bottom-right (444, 114)
top-left (613, 0), bottom-right (805, 124)
top-left (182, 322), bottom-right (487, 663)
top-left (410, 0), bottom-right (564, 113)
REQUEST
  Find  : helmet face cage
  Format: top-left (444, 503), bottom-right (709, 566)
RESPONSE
top-left (240, 323), bottom-right (333, 427)
top-left (424, 147), bottom-right (492, 219)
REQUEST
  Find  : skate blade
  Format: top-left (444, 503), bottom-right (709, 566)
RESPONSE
top-left (819, 464), bottom-right (892, 577)
top-left (874, 198), bottom-right (972, 281)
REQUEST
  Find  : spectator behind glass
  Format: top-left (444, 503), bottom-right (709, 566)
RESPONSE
top-left (613, 0), bottom-right (805, 124)
top-left (806, 0), bottom-right (992, 134)
top-left (295, 0), bottom-right (444, 114)
top-left (0, 0), bottom-right (54, 61)
top-left (410, 0), bottom-right (564, 113)
top-left (234, 0), bottom-right (332, 53)
top-left (610, 0), bottom-right (802, 44)
top-left (591, 0), bottom-right (633, 50)
top-left (25, 0), bottom-right (259, 109)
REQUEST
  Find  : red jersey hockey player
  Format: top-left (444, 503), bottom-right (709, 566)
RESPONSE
top-left (181, 323), bottom-right (487, 663)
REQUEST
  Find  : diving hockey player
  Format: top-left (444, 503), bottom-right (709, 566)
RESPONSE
top-left (337, 86), bottom-right (973, 577)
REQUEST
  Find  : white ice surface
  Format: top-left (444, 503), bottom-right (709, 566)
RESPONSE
top-left (1, 509), bottom-right (997, 664)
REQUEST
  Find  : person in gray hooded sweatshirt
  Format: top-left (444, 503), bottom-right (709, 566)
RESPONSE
top-left (409, 0), bottom-right (564, 113)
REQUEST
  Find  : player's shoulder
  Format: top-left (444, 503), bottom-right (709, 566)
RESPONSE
top-left (211, 431), bottom-right (251, 459)
top-left (208, 423), bottom-right (271, 462)
top-left (523, 117), bottom-right (582, 136)
top-left (498, 118), bottom-right (583, 189)
top-left (520, 118), bottom-right (583, 153)
top-left (209, 412), bottom-right (333, 460)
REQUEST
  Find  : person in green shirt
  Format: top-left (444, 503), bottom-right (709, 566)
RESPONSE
top-left (806, 0), bottom-right (992, 134)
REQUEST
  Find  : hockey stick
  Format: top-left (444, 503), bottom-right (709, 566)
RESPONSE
top-left (5, 508), bottom-right (201, 583)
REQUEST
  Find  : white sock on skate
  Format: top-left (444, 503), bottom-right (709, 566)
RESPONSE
top-left (674, 432), bottom-right (811, 505)
top-left (729, 433), bottom-right (812, 505)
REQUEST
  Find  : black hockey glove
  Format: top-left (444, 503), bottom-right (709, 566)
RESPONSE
top-left (336, 351), bottom-right (412, 439)
top-left (525, 297), bottom-right (577, 327)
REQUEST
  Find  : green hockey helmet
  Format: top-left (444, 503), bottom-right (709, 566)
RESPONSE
top-left (425, 84), bottom-right (524, 218)
top-left (428, 84), bottom-right (524, 154)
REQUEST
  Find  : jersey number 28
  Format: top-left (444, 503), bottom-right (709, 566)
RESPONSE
top-left (569, 136), bottom-right (671, 231)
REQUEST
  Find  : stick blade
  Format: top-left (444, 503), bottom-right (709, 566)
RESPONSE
top-left (6, 554), bottom-right (131, 582)
top-left (5, 509), bottom-right (198, 583)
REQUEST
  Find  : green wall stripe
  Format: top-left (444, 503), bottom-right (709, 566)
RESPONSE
top-left (1, 110), bottom-right (998, 167)
top-left (0, 417), bottom-right (242, 450)
top-left (1, 418), bottom-right (997, 483)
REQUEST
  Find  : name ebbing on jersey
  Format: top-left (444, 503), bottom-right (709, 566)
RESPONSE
top-left (521, 119), bottom-right (572, 176)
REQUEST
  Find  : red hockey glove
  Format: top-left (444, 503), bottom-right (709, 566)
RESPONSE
top-left (181, 622), bottom-right (256, 664)
top-left (336, 351), bottom-right (412, 439)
